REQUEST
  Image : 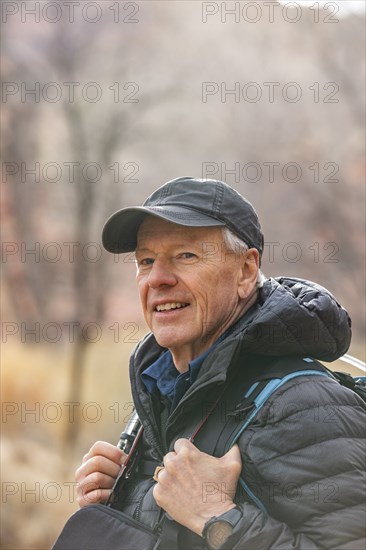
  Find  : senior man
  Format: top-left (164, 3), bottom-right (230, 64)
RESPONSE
top-left (75, 177), bottom-right (365, 549)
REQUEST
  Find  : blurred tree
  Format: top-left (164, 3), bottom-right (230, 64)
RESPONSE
top-left (1, 1), bottom-right (365, 456)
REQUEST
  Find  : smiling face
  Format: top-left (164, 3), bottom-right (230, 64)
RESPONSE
top-left (135, 216), bottom-right (259, 372)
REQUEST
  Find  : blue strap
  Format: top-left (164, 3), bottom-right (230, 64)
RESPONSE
top-left (230, 370), bottom-right (330, 447)
top-left (231, 369), bottom-right (330, 513)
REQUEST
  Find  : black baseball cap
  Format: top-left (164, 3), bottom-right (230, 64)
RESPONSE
top-left (102, 177), bottom-right (264, 255)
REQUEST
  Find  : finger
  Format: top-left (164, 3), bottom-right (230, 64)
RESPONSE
top-left (78, 472), bottom-right (116, 494)
top-left (163, 451), bottom-right (177, 467)
top-left (153, 466), bottom-right (165, 482)
top-left (77, 487), bottom-right (112, 508)
top-left (84, 441), bottom-right (126, 464)
top-left (76, 470), bottom-right (117, 507)
top-left (75, 455), bottom-right (122, 482)
top-left (174, 438), bottom-right (196, 454)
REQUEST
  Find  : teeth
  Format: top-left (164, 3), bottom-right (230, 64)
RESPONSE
top-left (156, 302), bottom-right (187, 312)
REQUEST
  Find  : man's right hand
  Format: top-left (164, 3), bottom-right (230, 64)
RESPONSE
top-left (75, 441), bottom-right (127, 507)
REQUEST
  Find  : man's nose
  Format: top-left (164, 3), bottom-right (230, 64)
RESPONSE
top-left (147, 259), bottom-right (178, 289)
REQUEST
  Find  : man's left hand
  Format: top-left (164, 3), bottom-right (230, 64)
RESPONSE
top-left (153, 439), bottom-right (242, 536)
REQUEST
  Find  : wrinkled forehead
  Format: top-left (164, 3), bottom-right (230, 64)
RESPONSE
top-left (136, 215), bottom-right (224, 248)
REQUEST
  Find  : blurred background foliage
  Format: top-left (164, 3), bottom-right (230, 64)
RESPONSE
top-left (1, 1), bottom-right (365, 548)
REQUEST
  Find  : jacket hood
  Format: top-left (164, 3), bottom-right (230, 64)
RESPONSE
top-left (131, 277), bottom-right (351, 374)
top-left (240, 276), bottom-right (351, 361)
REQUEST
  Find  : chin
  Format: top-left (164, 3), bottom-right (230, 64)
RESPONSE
top-left (155, 336), bottom-right (181, 349)
top-left (153, 330), bottom-right (187, 350)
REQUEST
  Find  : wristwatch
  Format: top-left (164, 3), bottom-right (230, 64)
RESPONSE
top-left (202, 507), bottom-right (242, 550)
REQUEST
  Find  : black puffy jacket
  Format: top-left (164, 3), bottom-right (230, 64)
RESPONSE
top-left (116, 277), bottom-right (366, 549)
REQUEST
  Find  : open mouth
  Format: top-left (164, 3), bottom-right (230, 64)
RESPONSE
top-left (155, 302), bottom-right (189, 312)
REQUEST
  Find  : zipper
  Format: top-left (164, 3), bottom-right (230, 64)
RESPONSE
top-left (136, 394), bottom-right (166, 460)
top-left (133, 479), bottom-right (156, 523)
top-left (134, 493), bottom-right (143, 522)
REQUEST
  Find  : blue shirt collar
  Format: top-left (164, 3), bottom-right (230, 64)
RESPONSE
top-left (141, 329), bottom-right (227, 406)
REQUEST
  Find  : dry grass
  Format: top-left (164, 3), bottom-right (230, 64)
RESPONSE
top-left (1, 338), bottom-right (140, 549)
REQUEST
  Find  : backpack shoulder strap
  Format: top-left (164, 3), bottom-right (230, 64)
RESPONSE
top-left (191, 354), bottom-right (331, 514)
top-left (192, 355), bottom-right (330, 458)
top-left (224, 359), bottom-right (330, 454)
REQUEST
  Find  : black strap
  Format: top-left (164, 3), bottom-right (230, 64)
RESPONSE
top-left (191, 354), bottom-right (327, 458)
top-left (136, 459), bottom-right (160, 477)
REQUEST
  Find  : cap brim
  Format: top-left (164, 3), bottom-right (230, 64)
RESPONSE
top-left (102, 205), bottom-right (225, 253)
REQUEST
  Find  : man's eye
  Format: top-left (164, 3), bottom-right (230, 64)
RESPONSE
top-left (139, 258), bottom-right (154, 266)
top-left (180, 252), bottom-right (196, 259)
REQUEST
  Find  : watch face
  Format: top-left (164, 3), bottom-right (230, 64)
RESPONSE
top-left (206, 520), bottom-right (233, 550)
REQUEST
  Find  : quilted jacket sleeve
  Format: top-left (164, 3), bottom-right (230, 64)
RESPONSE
top-left (223, 375), bottom-right (366, 550)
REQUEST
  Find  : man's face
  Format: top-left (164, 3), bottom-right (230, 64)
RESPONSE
top-left (135, 216), bottom-right (257, 370)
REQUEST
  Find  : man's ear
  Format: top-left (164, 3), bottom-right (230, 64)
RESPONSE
top-left (237, 248), bottom-right (260, 300)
